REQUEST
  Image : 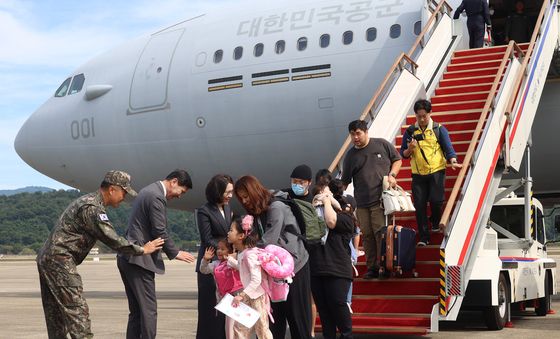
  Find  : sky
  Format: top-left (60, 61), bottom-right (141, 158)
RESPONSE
top-left (0, 0), bottom-right (237, 190)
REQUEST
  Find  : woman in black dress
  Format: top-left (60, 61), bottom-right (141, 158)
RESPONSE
top-left (195, 174), bottom-right (234, 339)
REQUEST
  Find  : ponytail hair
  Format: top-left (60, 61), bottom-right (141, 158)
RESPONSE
top-left (232, 214), bottom-right (259, 248)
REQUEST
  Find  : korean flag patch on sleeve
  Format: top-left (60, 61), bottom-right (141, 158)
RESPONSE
top-left (99, 214), bottom-right (109, 222)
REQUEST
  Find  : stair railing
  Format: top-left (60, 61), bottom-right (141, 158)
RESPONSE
top-left (438, 42), bottom-right (525, 231)
top-left (328, 0), bottom-right (452, 174)
top-left (438, 0), bottom-right (552, 231)
top-left (503, 0), bottom-right (553, 163)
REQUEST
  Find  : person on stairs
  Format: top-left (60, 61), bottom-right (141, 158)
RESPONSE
top-left (400, 99), bottom-right (462, 246)
top-left (505, 0), bottom-right (532, 44)
top-left (341, 120), bottom-right (402, 279)
top-left (453, 0), bottom-right (492, 48)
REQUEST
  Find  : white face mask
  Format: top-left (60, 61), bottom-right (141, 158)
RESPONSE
top-left (489, 8), bottom-right (495, 16)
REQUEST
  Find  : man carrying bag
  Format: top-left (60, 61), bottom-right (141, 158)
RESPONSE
top-left (400, 100), bottom-right (462, 246)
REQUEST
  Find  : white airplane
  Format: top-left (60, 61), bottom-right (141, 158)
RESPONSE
top-left (13, 0), bottom-right (559, 210)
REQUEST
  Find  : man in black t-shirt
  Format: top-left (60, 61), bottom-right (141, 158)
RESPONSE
top-left (341, 120), bottom-right (402, 279)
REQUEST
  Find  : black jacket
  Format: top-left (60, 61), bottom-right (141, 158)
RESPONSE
top-left (195, 202), bottom-right (232, 273)
top-left (453, 0), bottom-right (491, 25)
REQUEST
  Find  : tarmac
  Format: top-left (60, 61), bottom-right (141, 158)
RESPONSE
top-left (0, 254), bottom-right (559, 339)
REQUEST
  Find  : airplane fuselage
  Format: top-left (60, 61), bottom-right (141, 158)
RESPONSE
top-left (16, 0), bottom-right (425, 209)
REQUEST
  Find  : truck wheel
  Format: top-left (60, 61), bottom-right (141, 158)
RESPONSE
top-left (535, 273), bottom-right (550, 316)
top-left (484, 273), bottom-right (509, 330)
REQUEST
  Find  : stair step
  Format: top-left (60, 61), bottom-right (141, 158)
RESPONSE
top-left (439, 75), bottom-right (501, 88)
top-left (353, 278), bottom-right (440, 295)
top-left (435, 82), bottom-right (494, 95)
top-left (356, 245), bottom-right (441, 263)
top-left (314, 324), bottom-right (429, 335)
top-left (431, 91), bottom-right (489, 104)
top-left (431, 99), bottom-right (486, 112)
top-left (416, 245), bottom-right (440, 261)
top-left (453, 44), bottom-right (528, 58)
top-left (348, 314), bottom-right (430, 327)
top-left (351, 295), bottom-right (439, 314)
top-left (446, 59), bottom-right (503, 72)
top-left (450, 51), bottom-right (506, 64)
top-left (443, 67), bottom-right (500, 80)
top-left (356, 261), bottom-right (441, 278)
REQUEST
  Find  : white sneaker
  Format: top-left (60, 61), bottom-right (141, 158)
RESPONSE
top-left (347, 302), bottom-right (354, 314)
top-left (417, 241), bottom-right (427, 247)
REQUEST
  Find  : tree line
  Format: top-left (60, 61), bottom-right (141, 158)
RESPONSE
top-left (0, 190), bottom-right (199, 255)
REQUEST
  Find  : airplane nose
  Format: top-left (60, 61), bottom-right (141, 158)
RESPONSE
top-left (14, 116), bottom-right (33, 167)
top-left (14, 104), bottom-right (68, 179)
top-left (14, 102), bottom-right (89, 190)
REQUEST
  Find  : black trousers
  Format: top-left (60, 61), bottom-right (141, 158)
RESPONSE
top-left (311, 276), bottom-right (353, 339)
top-left (196, 272), bottom-right (226, 339)
top-left (412, 170), bottom-right (445, 243)
top-left (117, 256), bottom-right (157, 339)
top-left (270, 261), bottom-right (312, 339)
top-left (467, 16), bottom-right (485, 48)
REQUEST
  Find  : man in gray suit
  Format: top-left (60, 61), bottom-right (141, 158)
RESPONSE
top-left (117, 169), bottom-right (196, 339)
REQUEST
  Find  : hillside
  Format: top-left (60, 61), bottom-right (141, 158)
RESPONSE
top-left (0, 186), bottom-right (54, 196)
top-left (0, 190), bottom-right (199, 255)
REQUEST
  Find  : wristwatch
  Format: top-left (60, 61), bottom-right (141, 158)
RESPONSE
top-left (390, 172), bottom-right (397, 178)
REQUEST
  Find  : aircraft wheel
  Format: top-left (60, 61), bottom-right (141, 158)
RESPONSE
top-left (483, 273), bottom-right (509, 330)
top-left (535, 272), bottom-right (550, 316)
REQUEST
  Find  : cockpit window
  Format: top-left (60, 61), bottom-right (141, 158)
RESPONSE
top-left (68, 73), bottom-right (85, 95)
top-left (54, 77), bottom-right (72, 97)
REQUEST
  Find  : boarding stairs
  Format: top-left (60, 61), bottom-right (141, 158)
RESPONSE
top-left (324, 0), bottom-right (559, 335)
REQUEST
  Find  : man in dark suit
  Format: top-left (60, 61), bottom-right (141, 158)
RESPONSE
top-left (454, 0), bottom-right (492, 48)
top-left (117, 169), bottom-right (195, 339)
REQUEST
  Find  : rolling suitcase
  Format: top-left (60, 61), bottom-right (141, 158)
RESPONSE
top-left (379, 216), bottom-right (417, 277)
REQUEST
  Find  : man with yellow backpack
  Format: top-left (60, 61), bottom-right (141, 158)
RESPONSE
top-left (400, 100), bottom-right (462, 246)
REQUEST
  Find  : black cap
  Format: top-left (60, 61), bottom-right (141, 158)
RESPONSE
top-left (290, 164), bottom-right (312, 181)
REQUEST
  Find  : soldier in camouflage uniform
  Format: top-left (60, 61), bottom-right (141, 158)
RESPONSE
top-left (36, 170), bottom-right (164, 339)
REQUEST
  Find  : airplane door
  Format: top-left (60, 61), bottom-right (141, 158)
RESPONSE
top-left (128, 28), bottom-right (185, 114)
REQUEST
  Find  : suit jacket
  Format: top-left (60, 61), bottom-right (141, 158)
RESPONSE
top-left (195, 202), bottom-right (232, 273)
top-left (122, 182), bottom-right (179, 274)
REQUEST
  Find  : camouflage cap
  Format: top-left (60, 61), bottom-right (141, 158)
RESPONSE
top-left (103, 170), bottom-right (137, 197)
